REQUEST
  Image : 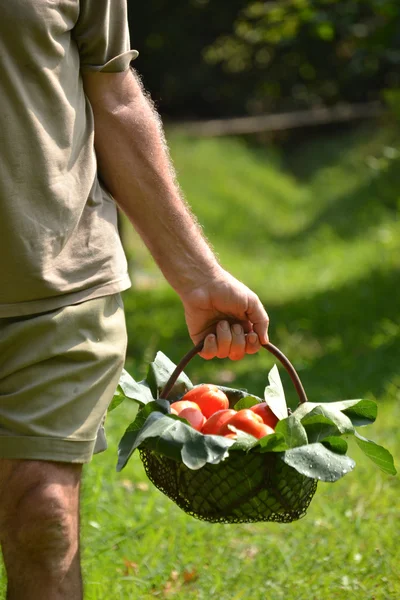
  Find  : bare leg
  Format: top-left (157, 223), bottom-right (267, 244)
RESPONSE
top-left (0, 459), bottom-right (83, 600)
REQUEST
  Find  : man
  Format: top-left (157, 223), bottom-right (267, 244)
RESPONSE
top-left (0, 1), bottom-right (269, 598)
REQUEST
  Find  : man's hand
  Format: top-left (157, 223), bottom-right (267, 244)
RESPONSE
top-left (83, 69), bottom-right (269, 361)
top-left (180, 268), bottom-right (269, 360)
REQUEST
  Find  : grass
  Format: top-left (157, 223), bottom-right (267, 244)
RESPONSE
top-left (1, 124), bottom-right (399, 598)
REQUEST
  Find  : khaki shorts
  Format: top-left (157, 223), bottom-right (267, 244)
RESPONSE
top-left (0, 294), bottom-right (127, 463)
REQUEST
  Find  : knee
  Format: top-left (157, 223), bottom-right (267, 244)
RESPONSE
top-left (0, 462), bottom-right (81, 568)
top-left (15, 484), bottom-right (76, 560)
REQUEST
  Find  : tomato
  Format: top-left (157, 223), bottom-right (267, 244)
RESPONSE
top-left (179, 407), bottom-right (206, 432)
top-left (201, 409), bottom-right (236, 435)
top-left (257, 423), bottom-right (275, 437)
top-left (249, 402), bottom-right (279, 429)
top-left (224, 433), bottom-right (237, 439)
top-left (182, 384), bottom-right (229, 418)
top-left (219, 409), bottom-right (272, 439)
top-left (170, 400), bottom-right (201, 414)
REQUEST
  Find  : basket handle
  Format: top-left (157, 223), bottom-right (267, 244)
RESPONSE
top-left (160, 340), bottom-right (308, 405)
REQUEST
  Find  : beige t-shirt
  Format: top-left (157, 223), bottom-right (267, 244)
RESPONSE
top-left (0, 0), bottom-right (138, 317)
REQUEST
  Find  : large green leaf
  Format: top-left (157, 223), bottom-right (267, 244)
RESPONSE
top-left (145, 351), bottom-right (193, 399)
top-left (301, 405), bottom-right (354, 435)
top-left (221, 428), bottom-right (259, 451)
top-left (108, 387), bottom-right (126, 413)
top-left (301, 414), bottom-right (341, 443)
top-left (117, 368), bottom-right (154, 405)
top-left (125, 400), bottom-right (170, 434)
top-left (294, 399), bottom-right (376, 428)
top-left (354, 432), bottom-right (397, 476)
top-left (275, 415), bottom-right (308, 448)
top-left (342, 400), bottom-right (377, 426)
top-left (117, 411), bottom-right (233, 472)
top-left (264, 365), bottom-right (288, 420)
top-left (255, 432), bottom-right (288, 453)
top-left (281, 443), bottom-right (356, 482)
top-left (321, 436), bottom-right (348, 455)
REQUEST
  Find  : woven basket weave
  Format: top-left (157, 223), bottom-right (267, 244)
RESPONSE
top-left (138, 342), bottom-right (318, 524)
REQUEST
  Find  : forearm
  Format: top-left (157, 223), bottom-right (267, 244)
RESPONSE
top-left (86, 70), bottom-right (221, 295)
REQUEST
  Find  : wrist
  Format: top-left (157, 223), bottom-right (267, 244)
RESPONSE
top-left (172, 253), bottom-right (224, 299)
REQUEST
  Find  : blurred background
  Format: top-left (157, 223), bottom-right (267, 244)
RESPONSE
top-left (121, 0), bottom-right (400, 411)
top-left (81, 3), bottom-right (400, 598)
top-left (128, 0), bottom-right (400, 119)
top-left (1, 4), bottom-right (399, 600)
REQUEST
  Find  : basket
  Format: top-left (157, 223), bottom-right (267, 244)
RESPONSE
top-left (138, 341), bottom-right (318, 524)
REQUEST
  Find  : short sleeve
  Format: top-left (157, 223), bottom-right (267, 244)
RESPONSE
top-left (73, 0), bottom-right (139, 73)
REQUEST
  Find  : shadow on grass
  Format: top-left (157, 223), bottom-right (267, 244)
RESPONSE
top-left (123, 264), bottom-right (399, 407)
top-left (263, 154), bottom-right (400, 250)
top-left (269, 266), bottom-right (400, 404)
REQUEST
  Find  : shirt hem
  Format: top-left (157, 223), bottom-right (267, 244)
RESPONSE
top-left (0, 275), bottom-right (132, 318)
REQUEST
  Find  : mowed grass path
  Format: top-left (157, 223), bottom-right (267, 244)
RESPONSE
top-left (1, 127), bottom-right (399, 598)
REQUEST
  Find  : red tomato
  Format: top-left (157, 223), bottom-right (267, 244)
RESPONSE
top-left (257, 423), bottom-right (275, 437)
top-left (179, 407), bottom-right (206, 432)
top-left (170, 400), bottom-right (200, 414)
top-left (249, 402), bottom-right (279, 429)
top-left (201, 409), bottom-right (236, 435)
top-left (219, 409), bottom-right (271, 439)
top-left (182, 384), bottom-right (229, 418)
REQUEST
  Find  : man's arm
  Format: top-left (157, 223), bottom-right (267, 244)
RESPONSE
top-left (82, 68), bottom-right (269, 360)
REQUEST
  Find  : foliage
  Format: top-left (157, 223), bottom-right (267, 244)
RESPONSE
top-left (114, 352), bottom-right (396, 480)
top-left (128, 0), bottom-right (400, 118)
top-left (2, 129), bottom-right (400, 598)
top-left (85, 128), bottom-right (400, 596)
top-left (205, 0), bottom-right (400, 114)
top-left (122, 125), bottom-right (400, 405)
top-left (127, 0), bottom-right (246, 118)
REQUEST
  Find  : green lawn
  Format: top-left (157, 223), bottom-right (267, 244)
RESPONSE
top-left (1, 126), bottom-right (399, 598)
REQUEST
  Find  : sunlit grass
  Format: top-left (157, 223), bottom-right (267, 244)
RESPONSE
top-left (1, 126), bottom-right (399, 599)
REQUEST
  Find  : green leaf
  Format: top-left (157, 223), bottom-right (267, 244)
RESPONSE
top-left (281, 443), bottom-right (355, 482)
top-left (301, 405), bottom-right (354, 435)
top-left (118, 411), bottom-right (160, 470)
top-left (354, 432), bottom-right (397, 476)
top-left (264, 365), bottom-right (288, 420)
top-left (275, 414), bottom-right (308, 448)
top-left (321, 436), bottom-right (348, 455)
top-left (224, 428), bottom-right (259, 451)
top-left (255, 432), bottom-right (288, 453)
top-left (294, 399), bottom-right (375, 429)
top-left (233, 395), bottom-right (261, 411)
top-left (126, 399), bottom-right (170, 432)
top-left (221, 429), bottom-right (288, 453)
top-left (145, 351), bottom-right (193, 400)
top-left (342, 400), bottom-right (377, 427)
top-left (108, 387), bottom-right (126, 413)
top-left (118, 368), bottom-right (154, 405)
top-left (117, 410), bottom-right (233, 472)
top-left (301, 414), bottom-right (341, 442)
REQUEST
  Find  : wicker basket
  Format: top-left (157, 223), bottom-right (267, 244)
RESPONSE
top-left (138, 342), bottom-right (318, 524)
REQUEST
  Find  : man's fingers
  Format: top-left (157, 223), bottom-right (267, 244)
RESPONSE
top-left (245, 332), bottom-right (261, 355)
top-left (200, 333), bottom-right (218, 360)
top-left (246, 294), bottom-right (269, 345)
top-left (199, 321), bottom-right (247, 360)
top-left (215, 320), bottom-right (232, 359)
top-left (229, 323), bottom-right (246, 361)
top-left (198, 321), bottom-right (233, 360)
